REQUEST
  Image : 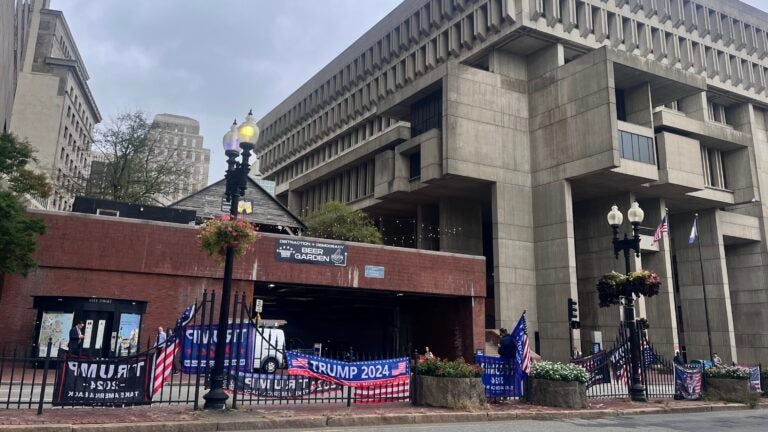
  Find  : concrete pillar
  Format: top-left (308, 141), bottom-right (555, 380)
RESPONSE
top-left (439, 198), bottom-right (482, 255)
top-left (527, 43), bottom-right (565, 78)
top-left (671, 210), bottom-right (737, 363)
top-left (533, 180), bottom-right (579, 361)
top-left (491, 182), bottom-right (536, 335)
top-left (639, 199), bottom-right (679, 357)
top-left (677, 92), bottom-right (708, 121)
top-left (287, 190), bottom-right (302, 215)
top-left (574, 194), bottom-right (640, 351)
top-left (725, 241), bottom-right (768, 364)
top-left (417, 204), bottom-right (440, 251)
top-left (624, 83), bottom-right (653, 127)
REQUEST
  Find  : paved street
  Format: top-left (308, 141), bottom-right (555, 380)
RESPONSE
top-left (278, 410), bottom-right (768, 432)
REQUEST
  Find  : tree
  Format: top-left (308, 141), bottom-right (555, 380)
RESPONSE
top-left (87, 111), bottom-right (191, 205)
top-left (0, 132), bottom-right (50, 276)
top-left (304, 201), bottom-right (383, 244)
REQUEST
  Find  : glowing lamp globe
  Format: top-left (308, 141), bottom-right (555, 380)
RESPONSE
top-left (238, 110), bottom-right (260, 146)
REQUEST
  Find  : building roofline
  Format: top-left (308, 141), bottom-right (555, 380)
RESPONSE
top-left (168, 175), bottom-right (307, 230)
top-left (40, 8), bottom-right (90, 80)
top-left (256, 0), bottom-right (424, 127)
top-left (45, 57), bottom-right (102, 122)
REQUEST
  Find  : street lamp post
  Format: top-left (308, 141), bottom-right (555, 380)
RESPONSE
top-left (203, 111), bottom-right (259, 410)
top-left (607, 202), bottom-right (647, 403)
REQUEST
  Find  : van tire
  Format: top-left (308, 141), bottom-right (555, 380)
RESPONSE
top-left (261, 358), bottom-right (279, 374)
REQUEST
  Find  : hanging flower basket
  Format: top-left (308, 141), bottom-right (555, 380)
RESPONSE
top-left (596, 270), bottom-right (661, 307)
top-left (198, 214), bottom-right (258, 261)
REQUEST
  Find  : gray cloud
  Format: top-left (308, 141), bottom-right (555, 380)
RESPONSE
top-left (59, 0), bottom-right (402, 184)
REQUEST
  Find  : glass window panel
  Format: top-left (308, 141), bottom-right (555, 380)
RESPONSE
top-left (632, 134), bottom-right (640, 161)
top-left (639, 136), bottom-right (649, 163)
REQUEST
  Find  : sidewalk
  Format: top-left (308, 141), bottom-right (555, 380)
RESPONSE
top-left (0, 400), bottom-right (764, 431)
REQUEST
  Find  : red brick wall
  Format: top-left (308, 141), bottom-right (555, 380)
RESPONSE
top-left (0, 211), bottom-right (486, 354)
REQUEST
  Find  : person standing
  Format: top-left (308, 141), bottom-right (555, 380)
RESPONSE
top-left (424, 346), bottom-right (435, 359)
top-left (68, 321), bottom-right (85, 355)
top-left (498, 328), bottom-right (514, 359)
top-left (156, 326), bottom-right (167, 348)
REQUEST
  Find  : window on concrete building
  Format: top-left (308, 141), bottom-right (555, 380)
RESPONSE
top-left (701, 145), bottom-right (727, 189)
top-left (410, 90), bottom-right (442, 137)
top-left (409, 151), bottom-right (421, 180)
top-left (664, 100), bottom-right (679, 111)
top-left (708, 102), bottom-right (728, 125)
top-left (619, 131), bottom-right (655, 165)
top-left (616, 89), bottom-right (627, 121)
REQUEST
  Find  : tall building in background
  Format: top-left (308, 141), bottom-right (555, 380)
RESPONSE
top-left (10, 0), bottom-right (101, 210)
top-left (151, 113), bottom-right (210, 204)
top-left (0, 0), bottom-right (17, 132)
top-left (255, 0), bottom-right (768, 366)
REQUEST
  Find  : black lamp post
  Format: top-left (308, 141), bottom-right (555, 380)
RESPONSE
top-left (203, 111), bottom-right (259, 410)
top-left (607, 202), bottom-right (647, 403)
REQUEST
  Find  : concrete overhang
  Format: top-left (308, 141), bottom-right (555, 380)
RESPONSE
top-left (653, 109), bottom-right (752, 151)
top-left (608, 48), bottom-right (706, 106)
top-left (288, 124), bottom-right (411, 191)
top-left (720, 210), bottom-right (762, 245)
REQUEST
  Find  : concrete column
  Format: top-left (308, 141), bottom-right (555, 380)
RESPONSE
top-left (527, 43), bottom-right (565, 78)
top-left (677, 92), bottom-right (708, 121)
top-left (533, 180), bottom-right (579, 361)
top-left (639, 199), bottom-right (679, 357)
top-left (624, 83), bottom-right (653, 127)
top-left (574, 194), bottom-right (639, 351)
top-left (491, 182), bottom-right (536, 336)
top-left (439, 198), bottom-right (482, 255)
top-left (725, 241), bottom-right (768, 364)
top-left (416, 204), bottom-right (439, 251)
top-left (671, 210), bottom-right (737, 363)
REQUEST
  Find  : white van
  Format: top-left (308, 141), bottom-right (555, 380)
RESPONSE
top-left (253, 327), bottom-right (285, 373)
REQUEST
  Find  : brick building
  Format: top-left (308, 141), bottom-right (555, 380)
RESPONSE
top-left (0, 211), bottom-right (484, 360)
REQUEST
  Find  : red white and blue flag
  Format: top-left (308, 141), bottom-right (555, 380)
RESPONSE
top-left (652, 215), bottom-right (668, 245)
top-left (511, 312), bottom-right (531, 378)
top-left (286, 352), bottom-right (409, 387)
top-left (152, 304), bottom-right (196, 396)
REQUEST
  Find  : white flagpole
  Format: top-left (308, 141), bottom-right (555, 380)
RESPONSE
top-left (693, 213), bottom-right (714, 362)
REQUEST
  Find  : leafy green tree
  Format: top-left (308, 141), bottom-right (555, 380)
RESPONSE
top-left (0, 132), bottom-right (50, 275)
top-left (304, 201), bottom-right (383, 244)
top-left (86, 111), bottom-right (191, 205)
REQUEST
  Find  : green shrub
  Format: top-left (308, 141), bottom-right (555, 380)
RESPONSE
top-left (531, 361), bottom-right (589, 383)
top-left (705, 366), bottom-right (751, 380)
top-left (414, 358), bottom-right (482, 378)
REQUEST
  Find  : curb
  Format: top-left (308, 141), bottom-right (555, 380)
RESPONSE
top-left (2, 403), bottom-right (763, 432)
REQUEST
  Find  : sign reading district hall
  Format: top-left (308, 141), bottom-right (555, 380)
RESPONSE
top-left (275, 239), bottom-right (347, 266)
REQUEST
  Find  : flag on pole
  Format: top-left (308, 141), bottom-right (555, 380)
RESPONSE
top-left (153, 304), bottom-right (196, 396)
top-left (652, 215), bottom-right (668, 245)
top-left (511, 312), bottom-right (531, 378)
top-left (688, 216), bottom-right (698, 244)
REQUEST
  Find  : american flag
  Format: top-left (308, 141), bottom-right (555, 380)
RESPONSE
top-left (353, 376), bottom-right (410, 404)
top-left (390, 361), bottom-right (407, 376)
top-left (152, 304), bottom-right (196, 396)
top-left (511, 312), bottom-right (531, 377)
top-left (652, 215), bottom-right (668, 244)
top-left (290, 357), bottom-right (308, 369)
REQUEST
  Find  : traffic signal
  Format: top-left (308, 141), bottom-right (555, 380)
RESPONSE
top-left (568, 298), bottom-right (578, 321)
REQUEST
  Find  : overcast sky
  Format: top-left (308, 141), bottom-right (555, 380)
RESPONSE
top-left (60, 0), bottom-right (403, 184)
top-left (61, 0), bottom-right (768, 185)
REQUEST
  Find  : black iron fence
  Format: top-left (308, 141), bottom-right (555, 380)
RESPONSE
top-left (0, 291), bottom-right (411, 414)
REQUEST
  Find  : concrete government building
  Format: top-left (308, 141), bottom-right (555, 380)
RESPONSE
top-left (253, 0), bottom-right (768, 364)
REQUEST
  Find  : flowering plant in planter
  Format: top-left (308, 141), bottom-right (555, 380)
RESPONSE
top-left (414, 358), bottom-right (482, 378)
top-left (198, 214), bottom-right (258, 260)
top-left (531, 361), bottom-right (589, 383)
top-left (705, 366), bottom-right (751, 380)
top-left (596, 270), bottom-right (661, 307)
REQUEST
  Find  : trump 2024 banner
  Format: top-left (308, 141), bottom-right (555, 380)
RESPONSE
top-left (228, 371), bottom-right (342, 398)
top-left (53, 353), bottom-right (151, 406)
top-left (181, 323), bottom-right (254, 374)
top-left (286, 352), bottom-right (409, 387)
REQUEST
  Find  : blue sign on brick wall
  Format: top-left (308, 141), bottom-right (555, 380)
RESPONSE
top-left (364, 265), bottom-right (385, 278)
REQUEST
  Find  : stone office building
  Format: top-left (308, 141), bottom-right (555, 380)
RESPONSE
top-left (10, 0), bottom-right (101, 210)
top-left (253, 0), bottom-right (768, 365)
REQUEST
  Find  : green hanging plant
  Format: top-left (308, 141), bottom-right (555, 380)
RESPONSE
top-left (596, 270), bottom-right (661, 308)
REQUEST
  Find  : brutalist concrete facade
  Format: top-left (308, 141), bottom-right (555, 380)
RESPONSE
top-left (253, 0), bottom-right (768, 365)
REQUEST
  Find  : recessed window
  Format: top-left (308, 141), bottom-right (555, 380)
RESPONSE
top-left (619, 131), bottom-right (655, 165)
top-left (409, 151), bottom-right (421, 180)
top-left (701, 146), bottom-right (727, 189)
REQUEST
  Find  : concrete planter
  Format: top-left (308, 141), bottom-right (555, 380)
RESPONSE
top-left (705, 378), bottom-right (757, 404)
top-left (530, 378), bottom-right (587, 409)
top-left (411, 375), bottom-right (485, 410)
